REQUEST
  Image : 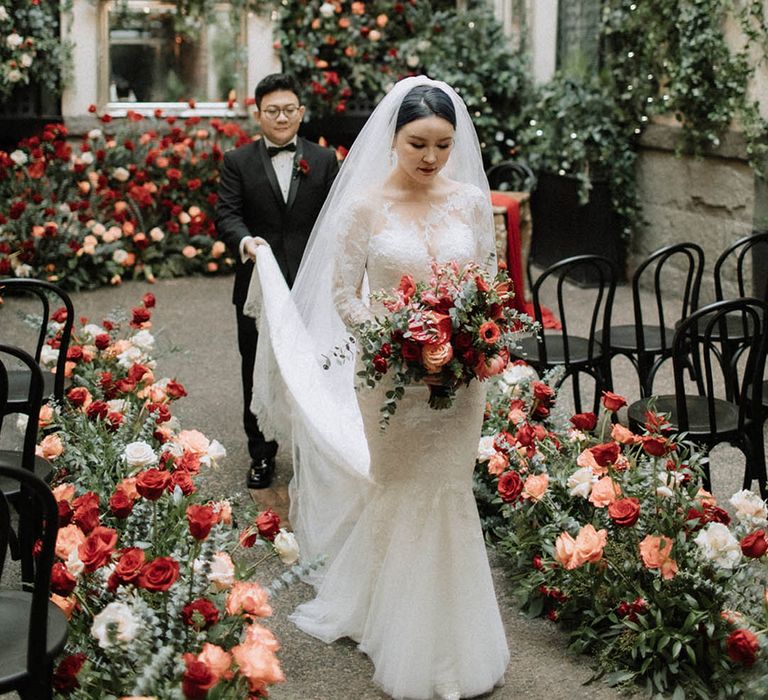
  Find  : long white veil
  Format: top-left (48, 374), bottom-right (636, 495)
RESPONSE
top-left (244, 75), bottom-right (491, 577)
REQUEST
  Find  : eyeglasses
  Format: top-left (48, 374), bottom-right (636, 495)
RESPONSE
top-left (261, 105), bottom-right (301, 120)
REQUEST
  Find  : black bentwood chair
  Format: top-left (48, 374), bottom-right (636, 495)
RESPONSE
top-left (0, 278), bottom-right (75, 404)
top-left (609, 242), bottom-right (704, 398)
top-left (627, 298), bottom-right (768, 498)
top-left (0, 464), bottom-right (67, 699)
top-left (485, 160), bottom-right (536, 193)
top-left (511, 255), bottom-right (617, 414)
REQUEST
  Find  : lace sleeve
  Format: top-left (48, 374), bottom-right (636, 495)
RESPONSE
top-left (470, 188), bottom-right (498, 275)
top-left (332, 200), bottom-right (375, 329)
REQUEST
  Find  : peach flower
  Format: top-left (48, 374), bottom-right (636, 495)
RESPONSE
top-left (639, 534), bottom-right (678, 579)
top-left (50, 593), bottom-right (76, 620)
top-left (244, 622), bottom-right (281, 652)
top-left (589, 476), bottom-right (621, 507)
top-left (211, 241), bottom-right (226, 259)
top-left (213, 500), bottom-right (233, 525)
top-left (116, 477), bottom-right (139, 500)
top-left (38, 404), bottom-right (54, 427)
top-left (576, 447), bottom-right (603, 474)
top-left (522, 473), bottom-right (549, 501)
top-left (198, 643), bottom-right (233, 682)
top-left (36, 433), bottom-right (64, 460)
top-left (56, 524), bottom-right (86, 560)
top-left (225, 582), bottom-right (272, 618)
top-left (611, 423), bottom-right (640, 445)
top-left (554, 531), bottom-right (577, 569)
top-left (572, 524), bottom-right (608, 566)
top-left (231, 642), bottom-right (285, 693)
top-left (208, 552), bottom-right (235, 591)
top-left (487, 452), bottom-right (508, 476)
top-left (422, 342), bottom-right (453, 373)
top-left (182, 245), bottom-right (198, 258)
top-left (52, 483), bottom-right (75, 502)
top-left (176, 429), bottom-right (210, 456)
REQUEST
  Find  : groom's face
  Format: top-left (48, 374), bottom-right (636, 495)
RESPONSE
top-left (256, 90), bottom-right (305, 146)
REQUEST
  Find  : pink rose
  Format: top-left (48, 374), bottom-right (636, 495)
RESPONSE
top-left (589, 476), bottom-right (621, 507)
top-left (421, 342), bottom-right (453, 373)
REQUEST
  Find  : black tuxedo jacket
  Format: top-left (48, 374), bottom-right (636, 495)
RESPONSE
top-left (215, 136), bottom-right (339, 305)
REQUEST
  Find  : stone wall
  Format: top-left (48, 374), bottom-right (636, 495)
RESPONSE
top-left (631, 120), bottom-right (757, 302)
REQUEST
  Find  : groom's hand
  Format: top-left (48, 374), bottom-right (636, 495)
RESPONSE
top-left (243, 236), bottom-right (269, 260)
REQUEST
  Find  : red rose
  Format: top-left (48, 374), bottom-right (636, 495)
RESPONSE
top-left (726, 629), bottom-right (759, 667)
top-left (240, 528), bottom-right (258, 548)
top-left (515, 423), bottom-right (535, 448)
top-left (131, 306), bottom-right (151, 327)
top-left (740, 530), bottom-right (768, 558)
top-left (94, 332), bottom-right (111, 350)
top-left (66, 346), bottom-right (84, 362)
top-left (372, 355), bottom-right (388, 373)
top-left (53, 653), bottom-right (87, 693)
top-left (109, 489), bottom-right (134, 518)
top-left (181, 656), bottom-right (217, 699)
top-left (569, 412), bottom-right (597, 431)
top-left (52, 306), bottom-right (69, 323)
top-left (608, 497), bottom-right (641, 527)
top-left (138, 556), bottom-right (180, 592)
top-left (452, 332), bottom-right (473, 351)
top-left (143, 292), bottom-right (156, 308)
top-left (601, 390), bottom-right (627, 412)
top-left (398, 274), bottom-right (416, 301)
top-left (532, 381), bottom-right (555, 404)
top-left (50, 562), bottom-right (77, 596)
top-left (107, 412), bottom-right (124, 431)
top-left (147, 401), bottom-right (172, 423)
top-left (128, 363), bottom-right (151, 383)
top-left (590, 442), bottom-right (620, 467)
top-left (255, 508), bottom-right (281, 540)
top-left (297, 158), bottom-right (310, 176)
top-left (186, 504), bottom-right (218, 541)
top-left (182, 598), bottom-right (220, 630)
top-left (115, 378), bottom-right (137, 394)
top-left (108, 547), bottom-right (146, 590)
top-left (136, 469), bottom-right (172, 501)
top-left (175, 451), bottom-right (201, 474)
top-left (166, 379), bottom-right (188, 399)
top-left (78, 526), bottom-right (118, 572)
top-left (497, 470), bottom-right (523, 503)
top-left (642, 436), bottom-right (672, 457)
top-left (67, 387), bottom-right (90, 408)
top-left (171, 470), bottom-right (196, 496)
top-left (72, 491), bottom-right (101, 533)
top-left (56, 499), bottom-right (73, 528)
top-left (401, 340), bottom-right (421, 363)
top-left (86, 400), bottom-right (109, 421)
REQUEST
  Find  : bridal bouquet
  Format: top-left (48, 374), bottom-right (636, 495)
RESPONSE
top-left (354, 260), bottom-right (536, 427)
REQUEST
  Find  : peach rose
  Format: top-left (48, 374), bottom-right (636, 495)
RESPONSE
top-left (244, 622), bottom-right (281, 652)
top-left (116, 477), bottom-right (139, 500)
top-left (198, 643), bottom-right (233, 682)
top-left (572, 524), bottom-right (608, 566)
top-left (211, 241), bottom-right (226, 259)
top-left (182, 245), bottom-right (198, 258)
top-left (214, 500), bottom-right (233, 525)
top-left (56, 524), bottom-right (86, 560)
top-left (231, 642), bottom-right (284, 693)
top-left (639, 534), bottom-right (678, 579)
top-left (36, 433), bottom-right (64, 460)
top-left (696, 488), bottom-right (718, 507)
top-left (523, 473), bottom-right (549, 501)
top-left (50, 593), bottom-right (76, 620)
top-left (422, 342), bottom-right (453, 373)
top-left (176, 429), bottom-right (210, 456)
top-left (487, 452), bottom-right (508, 476)
top-left (589, 476), bottom-right (621, 507)
top-left (52, 482), bottom-right (76, 502)
top-left (611, 423), bottom-right (639, 445)
top-left (38, 404), bottom-right (54, 427)
top-left (576, 447), bottom-right (602, 473)
top-left (225, 582), bottom-right (272, 618)
top-left (555, 531), bottom-right (577, 569)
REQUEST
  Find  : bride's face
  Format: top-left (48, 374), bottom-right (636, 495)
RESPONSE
top-left (393, 116), bottom-right (455, 185)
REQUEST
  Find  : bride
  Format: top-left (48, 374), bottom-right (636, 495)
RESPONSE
top-left (246, 76), bottom-right (510, 699)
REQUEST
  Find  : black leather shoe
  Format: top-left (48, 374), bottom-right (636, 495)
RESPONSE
top-left (247, 457), bottom-right (275, 489)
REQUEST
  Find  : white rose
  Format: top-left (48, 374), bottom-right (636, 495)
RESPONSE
top-left (274, 529), bottom-right (300, 565)
top-left (19, 52), bottom-right (32, 68)
top-left (502, 362), bottom-right (538, 386)
top-left (80, 151), bottom-right (94, 165)
top-left (91, 602), bottom-right (139, 649)
top-left (6, 32), bottom-right (22, 48)
top-left (368, 29), bottom-right (381, 41)
top-left (106, 398), bottom-right (127, 413)
top-left (112, 249), bottom-right (129, 264)
top-left (149, 226), bottom-right (164, 242)
top-left (66, 549), bottom-right (85, 578)
top-left (0, 6), bottom-right (8, 20)
top-left (207, 552), bottom-right (235, 591)
top-left (123, 440), bottom-right (157, 468)
top-left (88, 128), bottom-right (103, 140)
top-left (130, 329), bottom-right (155, 351)
top-left (9, 149), bottom-right (27, 166)
top-left (567, 466), bottom-right (596, 498)
top-left (40, 344), bottom-right (59, 367)
top-left (206, 439), bottom-right (227, 465)
top-left (406, 54), bottom-right (420, 68)
top-left (7, 68), bottom-right (21, 82)
top-left (729, 489), bottom-right (768, 524)
top-left (117, 346), bottom-right (146, 368)
top-left (113, 167), bottom-right (130, 182)
top-left (656, 472), bottom-right (679, 499)
top-left (319, 1), bottom-right (335, 17)
top-left (694, 522), bottom-right (742, 570)
top-left (13, 263), bottom-right (33, 277)
top-left (81, 323), bottom-right (105, 341)
top-left (476, 435), bottom-right (496, 462)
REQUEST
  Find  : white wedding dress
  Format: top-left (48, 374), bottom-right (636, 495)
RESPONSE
top-left (287, 184), bottom-right (510, 700)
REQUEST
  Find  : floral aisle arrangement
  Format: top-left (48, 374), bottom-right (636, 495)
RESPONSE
top-left (0, 112), bottom-right (252, 290)
top-left (348, 261), bottom-right (536, 426)
top-left (39, 293), bottom-right (304, 698)
top-left (474, 367), bottom-right (768, 698)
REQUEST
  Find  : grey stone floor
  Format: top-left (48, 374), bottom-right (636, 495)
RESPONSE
top-left (3, 270), bottom-right (756, 699)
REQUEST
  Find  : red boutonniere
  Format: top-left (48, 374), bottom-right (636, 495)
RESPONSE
top-left (296, 158), bottom-right (310, 176)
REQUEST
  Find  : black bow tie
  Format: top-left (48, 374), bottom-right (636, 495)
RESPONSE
top-left (267, 143), bottom-right (297, 157)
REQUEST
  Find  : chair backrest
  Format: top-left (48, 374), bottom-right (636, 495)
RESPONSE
top-left (671, 297), bottom-right (768, 434)
top-left (0, 279), bottom-right (74, 401)
top-left (530, 254), bottom-right (617, 365)
top-left (713, 230), bottom-right (768, 302)
top-left (632, 242), bottom-right (704, 352)
top-left (0, 464), bottom-right (59, 670)
top-left (486, 160), bottom-right (536, 192)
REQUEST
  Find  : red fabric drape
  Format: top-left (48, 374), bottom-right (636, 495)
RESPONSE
top-left (490, 192), bottom-right (525, 314)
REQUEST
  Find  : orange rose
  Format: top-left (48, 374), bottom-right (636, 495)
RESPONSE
top-left (639, 534), bottom-right (678, 579)
top-left (55, 524), bottom-right (86, 560)
top-left (487, 452), bottom-right (508, 476)
top-left (36, 433), bottom-right (64, 460)
top-left (554, 531), bottom-right (577, 569)
top-left (231, 642), bottom-right (285, 694)
top-left (244, 622), bottom-right (281, 652)
top-left (52, 483), bottom-right (76, 502)
top-left (421, 342), bottom-right (453, 373)
top-left (611, 423), bottom-right (639, 445)
top-left (572, 524), bottom-right (607, 566)
top-left (198, 643), bottom-right (233, 682)
top-left (50, 593), bottom-right (76, 620)
top-left (225, 582), bottom-right (272, 618)
top-left (523, 473), bottom-right (549, 501)
top-left (589, 476), bottom-right (621, 507)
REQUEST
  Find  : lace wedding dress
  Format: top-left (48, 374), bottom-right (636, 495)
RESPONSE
top-left (288, 184), bottom-right (510, 700)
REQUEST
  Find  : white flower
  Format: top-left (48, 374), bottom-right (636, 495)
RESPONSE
top-left (729, 489), bottom-right (768, 525)
top-left (274, 529), bottom-right (300, 565)
top-left (80, 151), bottom-right (94, 165)
top-left (13, 263), bottom-right (33, 277)
top-left (567, 466), bottom-right (596, 498)
top-left (149, 226), bottom-right (164, 242)
top-left (206, 439), bottom-right (227, 465)
top-left (40, 344), bottom-right (59, 367)
top-left (113, 249), bottom-right (129, 265)
top-left (501, 362), bottom-right (538, 386)
top-left (694, 522), bottom-right (742, 569)
top-left (0, 6), bottom-right (8, 21)
top-left (80, 323), bottom-right (105, 341)
top-left (163, 441), bottom-right (185, 459)
top-left (113, 167), bottom-right (130, 182)
top-left (91, 602), bottom-right (139, 649)
top-left (207, 552), bottom-right (235, 591)
top-left (19, 52), bottom-right (32, 68)
top-left (117, 345), bottom-right (146, 368)
top-left (130, 329), bottom-right (155, 351)
top-left (319, 2), bottom-right (335, 17)
top-left (477, 435), bottom-right (496, 462)
top-left (406, 54), bottom-right (420, 68)
top-left (9, 149), bottom-right (27, 166)
top-left (655, 472), bottom-right (679, 499)
top-left (88, 128), bottom-right (103, 140)
top-left (7, 68), bottom-right (21, 82)
top-left (6, 32), bottom-right (23, 48)
top-left (66, 549), bottom-right (84, 578)
top-left (123, 440), bottom-right (156, 468)
top-left (105, 398), bottom-right (127, 414)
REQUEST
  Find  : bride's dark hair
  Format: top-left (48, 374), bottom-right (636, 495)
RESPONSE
top-left (395, 84), bottom-right (456, 132)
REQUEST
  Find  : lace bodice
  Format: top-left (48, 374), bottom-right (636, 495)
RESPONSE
top-left (332, 183), bottom-right (496, 328)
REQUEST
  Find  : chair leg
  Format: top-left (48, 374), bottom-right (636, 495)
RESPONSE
top-left (571, 371), bottom-right (582, 415)
top-left (743, 423), bottom-right (767, 499)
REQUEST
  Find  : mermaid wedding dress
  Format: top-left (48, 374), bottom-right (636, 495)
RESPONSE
top-left (286, 185), bottom-right (510, 699)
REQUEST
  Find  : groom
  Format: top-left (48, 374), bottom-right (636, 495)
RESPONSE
top-left (215, 73), bottom-right (339, 489)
